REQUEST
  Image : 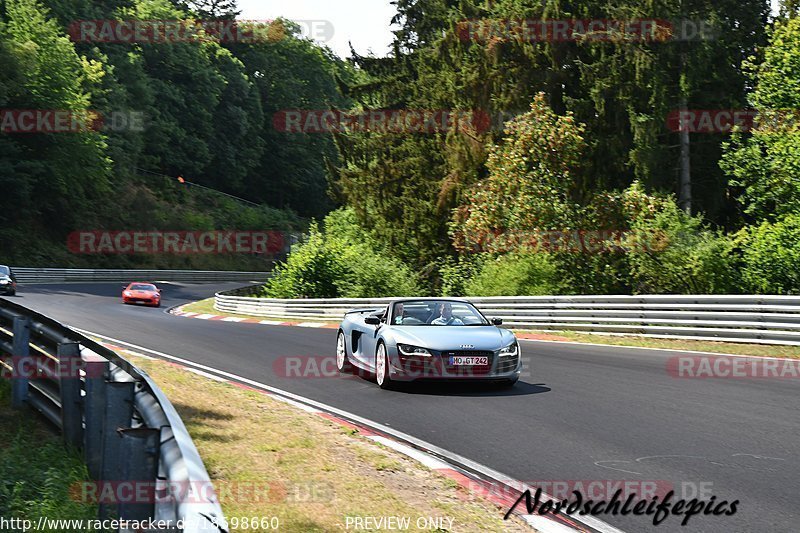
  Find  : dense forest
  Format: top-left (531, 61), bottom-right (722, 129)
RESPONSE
top-left (0, 0), bottom-right (350, 269)
top-left (2, 0), bottom-right (799, 294)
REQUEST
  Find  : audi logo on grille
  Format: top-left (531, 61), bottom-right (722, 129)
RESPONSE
top-left (460, 344), bottom-right (474, 349)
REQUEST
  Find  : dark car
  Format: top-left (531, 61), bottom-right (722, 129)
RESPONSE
top-left (0, 265), bottom-right (17, 296)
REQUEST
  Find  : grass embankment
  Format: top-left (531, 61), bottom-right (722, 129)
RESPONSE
top-left (0, 379), bottom-right (101, 525)
top-left (129, 355), bottom-right (532, 532)
top-left (179, 298), bottom-right (800, 359)
top-left (517, 330), bottom-right (800, 359)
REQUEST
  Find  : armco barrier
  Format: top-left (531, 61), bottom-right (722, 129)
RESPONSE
top-left (0, 298), bottom-right (226, 531)
top-left (11, 267), bottom-right (271, 284)
top-left (214, 293), bottom-right (800, 346)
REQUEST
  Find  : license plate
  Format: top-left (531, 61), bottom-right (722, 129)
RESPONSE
top-left (449, 356), bottom-right (489, 366)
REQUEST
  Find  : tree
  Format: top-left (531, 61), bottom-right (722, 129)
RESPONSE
top-left (721, 16), bottom-right (800, 222)
top-left (451, 94), bottom-right (585, 252)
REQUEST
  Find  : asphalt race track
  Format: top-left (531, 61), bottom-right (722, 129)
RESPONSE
top-left (10, 283), bottom-right (799, 533)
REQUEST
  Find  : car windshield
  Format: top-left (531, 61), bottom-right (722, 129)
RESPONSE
top-left (392, 300), bottom-right (488, 326)
top-left (0, 266), bottom-right (9, 276)
top-left (129, 284), bottom-right (156, 291)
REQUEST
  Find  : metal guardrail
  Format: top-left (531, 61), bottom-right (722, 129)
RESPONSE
top-left (0, 298), bottom-right (226, 532)
top-left (214, 292), bottom-right (800, 346)
top-left (11, 267), bottom-right (271, 284)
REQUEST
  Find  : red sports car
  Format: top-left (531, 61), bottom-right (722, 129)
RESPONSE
top-left (122, 282), bottom-right (162, 307)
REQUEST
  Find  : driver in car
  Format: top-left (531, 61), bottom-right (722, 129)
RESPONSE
top-left (393, 302), bottom-right (407, 324)
top-left (431, 302), bottom-right (464, 326)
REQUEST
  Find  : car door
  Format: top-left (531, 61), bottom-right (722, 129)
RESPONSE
top-left (354, 306), bottom-right (388, 369)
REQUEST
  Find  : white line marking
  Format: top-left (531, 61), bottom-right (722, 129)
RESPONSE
top-left (221, 317), bottom-right (245, 322)
top-left (367, 435), bottom-right (451, 470)
top-left (523, 515), bottom-right (583, 533)
top-left (72, 327), bottom-right (623, 533)
top-left (194, 314), bottom-right (216, 320)
top-left (185, 367), bottom-right (229, 382)
top-left (121, 349), bottom-right (157, 361)
top-left (269, 394), bottom-right (321, 413)
top-left (259, 320), bottom-right (286, 325)
top-left (297, 322), bottom-right (326, 328)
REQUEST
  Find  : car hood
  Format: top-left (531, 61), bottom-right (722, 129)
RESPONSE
top-left (389, 326), bottom-right (515, 352)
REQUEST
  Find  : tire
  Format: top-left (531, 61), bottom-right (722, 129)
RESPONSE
top-left (336, 331), bottom-right (351, 373)
top-left (375, 342), bottom-right (393, 390)
top-left (8, 290), bottom-right (15, 296)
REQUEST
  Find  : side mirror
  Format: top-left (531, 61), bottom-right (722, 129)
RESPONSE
top-left (492, 318), bottom-right (503, 326)
top-left (364, 316), bottom-right (381, 326)
top-left (121, 285), bottom-right (128, 291)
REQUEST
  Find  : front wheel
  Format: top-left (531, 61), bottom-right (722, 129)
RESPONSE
top-left (336, 331), bottom-right (351, 373)
top-left (375, 343), bottom-right (393, 390)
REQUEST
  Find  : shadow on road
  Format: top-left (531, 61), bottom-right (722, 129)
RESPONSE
top-left (391, 380), bottom-right (550, 397)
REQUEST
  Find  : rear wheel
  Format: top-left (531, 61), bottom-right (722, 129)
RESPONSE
top-left (375, 343), bottom-right (393, 390)
top-left (336, 331), bottom-right (351, 373)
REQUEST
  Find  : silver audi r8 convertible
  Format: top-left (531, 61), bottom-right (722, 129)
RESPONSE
top-left (336, 298), bottom-right (522, 389)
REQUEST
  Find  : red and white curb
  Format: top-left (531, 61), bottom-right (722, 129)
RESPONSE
top-left (77, 328), bottom-right (620, 533)
top-left (170, 305), bottom-right (337, 329)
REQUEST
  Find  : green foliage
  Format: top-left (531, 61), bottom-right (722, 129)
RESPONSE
top-left (626, 203), bottom-right (741, 294)
top-left (721, 16), bottom-right (800, 221)
top-left (263, 209), bottom-right (422, 298)
top-left (0, 381), bottom-right (102, 525)
top-left (462, 253), bottom-right (559, 297)
top-left (737, 214), bottom-right (800, 294)
top-left (452, 94), bottom-right (584, 252)
top-left (0, 0), bottom-right (350, 266)
top-left (438, 254), bottom-right (486, 297)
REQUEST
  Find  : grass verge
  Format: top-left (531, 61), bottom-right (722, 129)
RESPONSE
top-left (126, 355), bottom-right (533, 532)
top-left (516, 330), bottom-right (800, 359)
top-left (0, 379), bottom-right (102, 527)
top-left (178, 298), bottom-right (336, 324)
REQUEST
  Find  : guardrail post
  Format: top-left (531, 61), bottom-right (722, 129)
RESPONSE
top-left (118, 428), bottom-right (161, 522)
top-left (84, 354), bottom-right (110, 479)
top-left (11, 316), bottom-right (31, 408)
top-left (99, 381), bottom-right (135, 518)
top-left (58, 342), bottom-right (83, 449)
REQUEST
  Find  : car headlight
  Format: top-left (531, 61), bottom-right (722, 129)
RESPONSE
top-left (397, 344), bottom-right (432, 357)
top-left (123, 291), bottom-right (132, 297)
top-left (499, 342), bottom-right (518, 357)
